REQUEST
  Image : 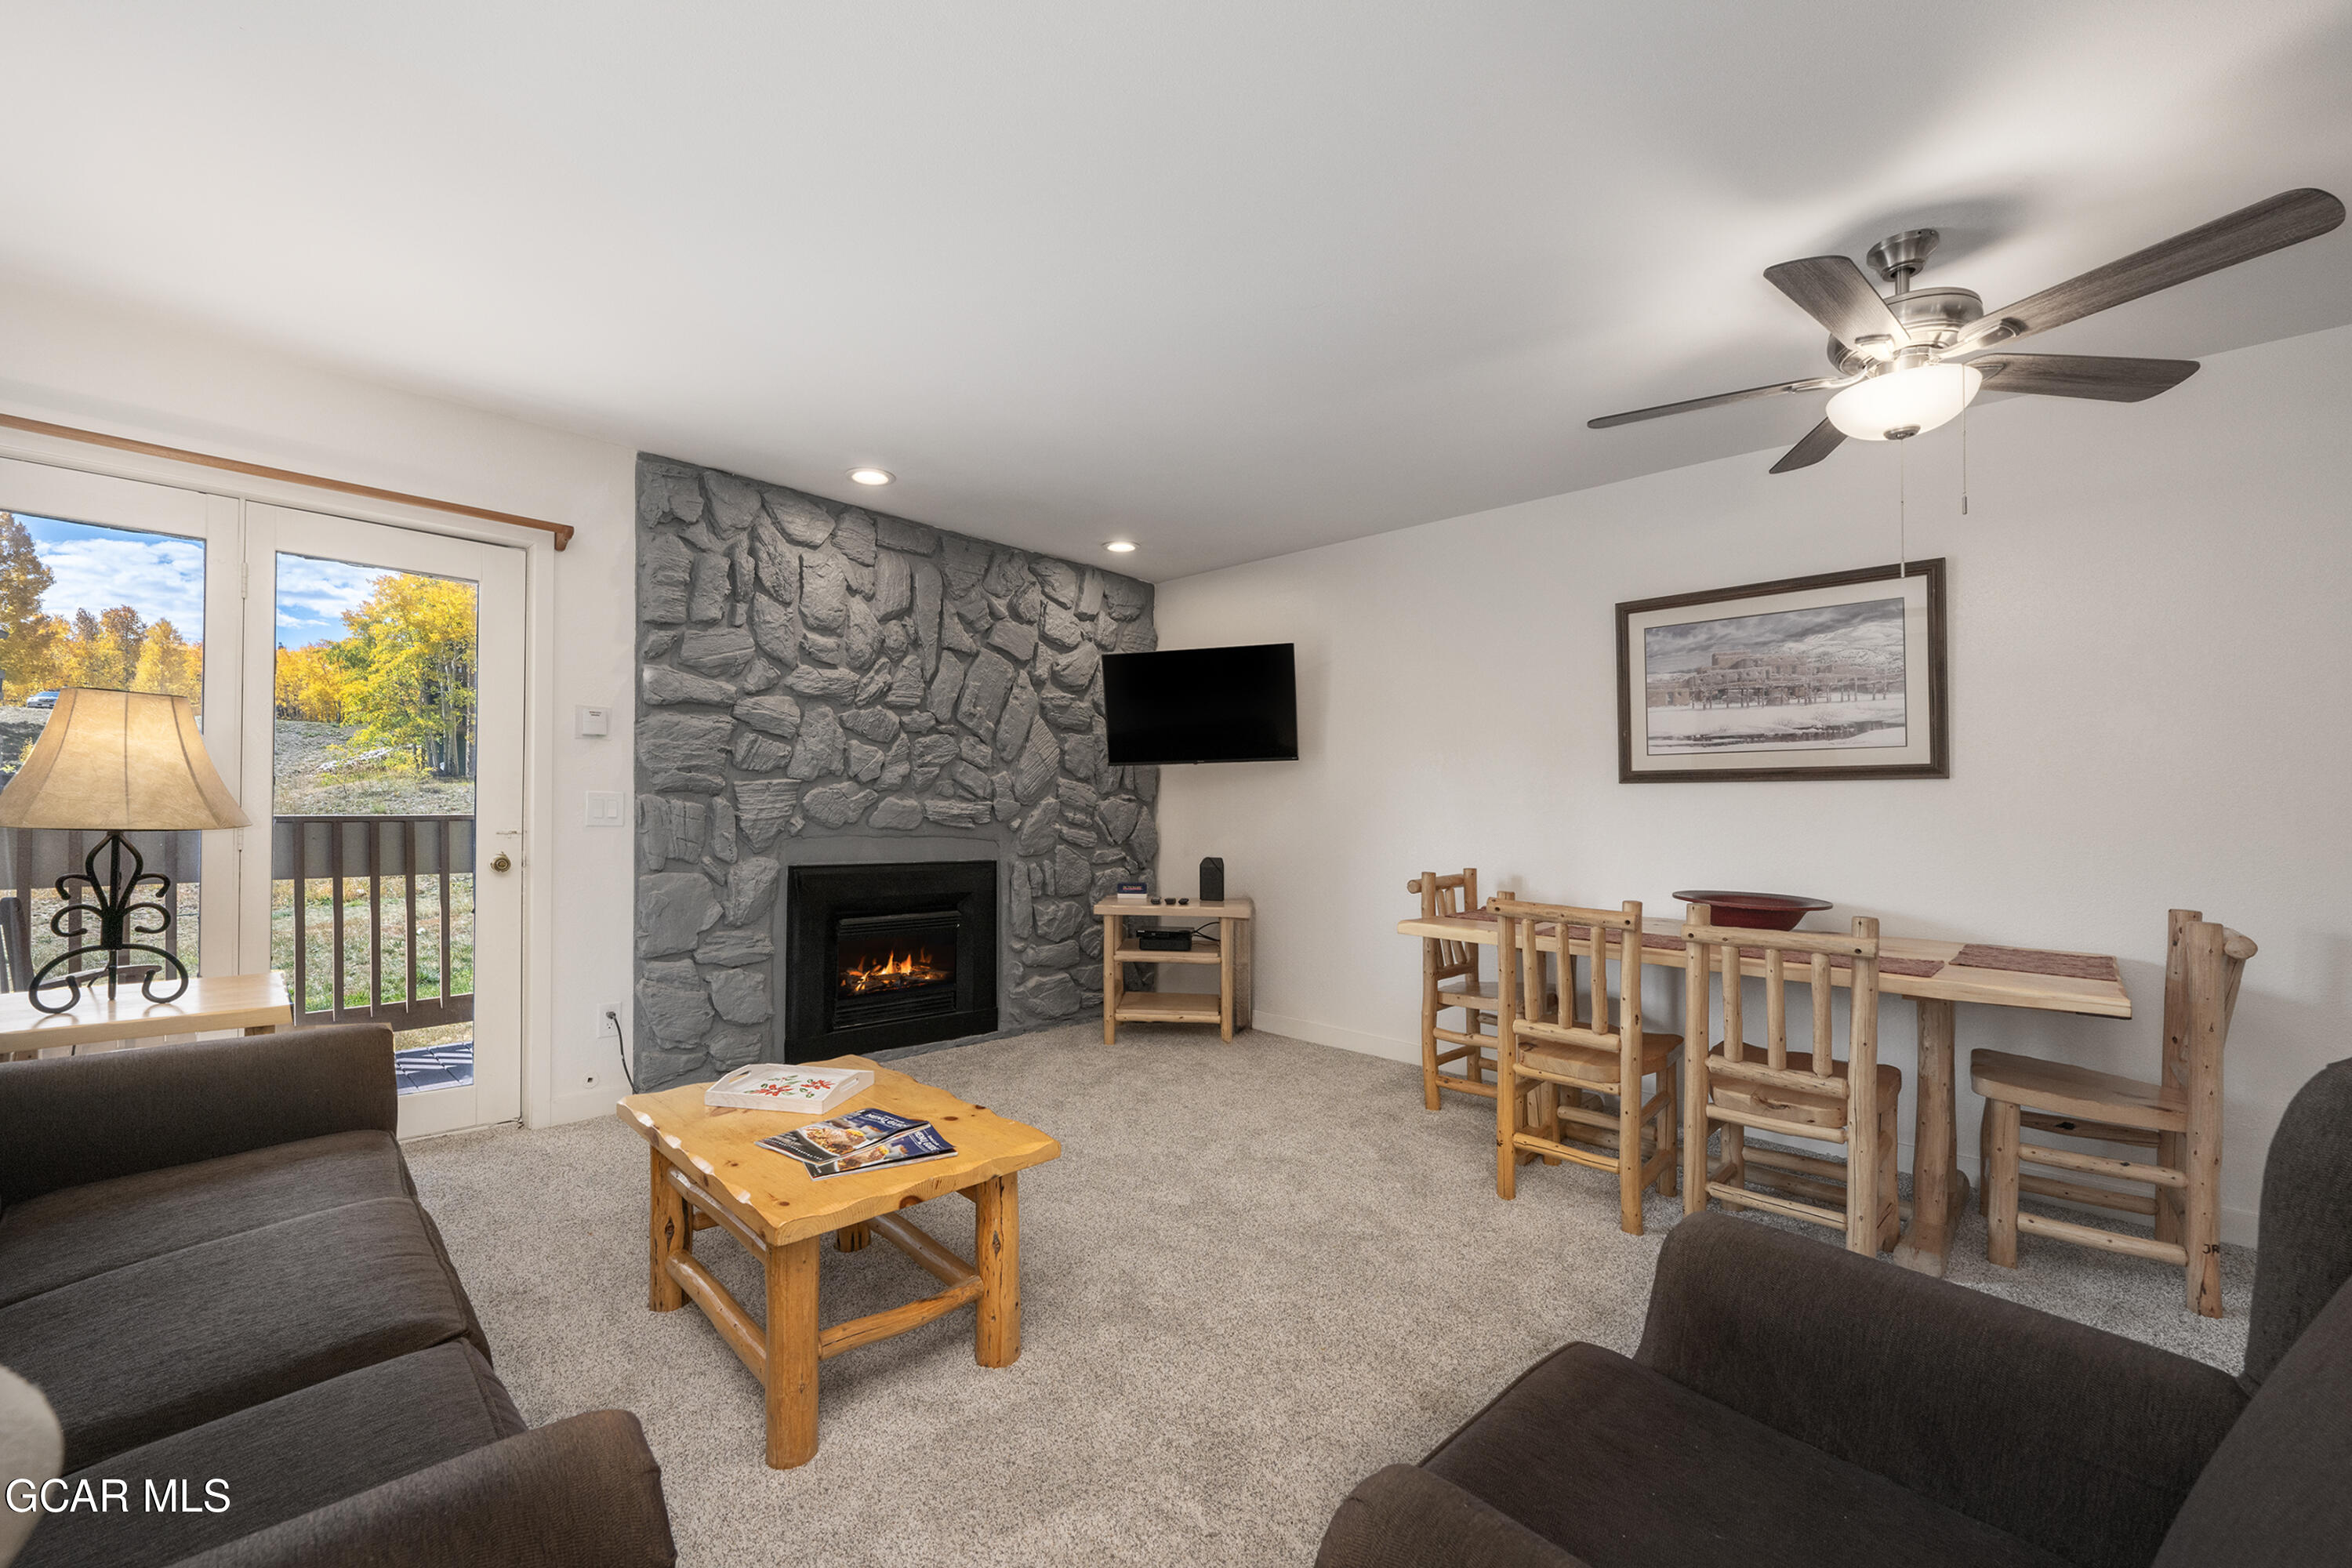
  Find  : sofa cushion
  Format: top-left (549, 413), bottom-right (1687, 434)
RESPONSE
top-left (1425, 1342), bottom-right (2070, 1568)
top-left (0, 1132), bottom-right (412, 1309)
top-left (1318, 1465), bottom-right (1592, 1568)
top-left (15, 1341), bottom-right (524, 1568)
top-left (2153, 1276), bottom-right (2352, 1567)
top-left (2244, 1057), bottom-right (2352, 1388)
top-left (0, 1198), bottom-right (472, 1472)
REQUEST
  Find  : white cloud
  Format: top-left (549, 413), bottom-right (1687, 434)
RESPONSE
top-left (36, 534), bottom-right (207, 631)
top-left (274, 554), bottom-right (387, 643)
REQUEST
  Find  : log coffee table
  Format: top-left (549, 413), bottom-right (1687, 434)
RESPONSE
top-left (618, 1055), bottom-right (1059, 1468)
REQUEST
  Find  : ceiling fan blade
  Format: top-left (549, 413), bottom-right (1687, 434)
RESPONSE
top-left (1956, 187), bottom-right (2345, 350)
top-left (1768, 419), bottom-right (1846, 474)
top-left (1763, 255), bottom-right (1910, 350)
top-left (1972, 353), bottom-right (2200, 401)
top-left (1587, 374), bottom-right (1846, 430)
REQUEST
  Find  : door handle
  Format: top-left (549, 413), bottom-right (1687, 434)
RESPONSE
top-left (491, 853), bottom-right (513, 873)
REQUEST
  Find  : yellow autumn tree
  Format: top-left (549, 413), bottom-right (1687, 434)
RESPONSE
top-left (274, 644), bottom-right (348, 722)
top-left (336, 575), bottom-right (477, 777)
top-left (0, 514), bottom-right (60, 702)
top-left (54, 606), bottom-right (151, 691)
top-left (132, 619), bottom-right (204, 710)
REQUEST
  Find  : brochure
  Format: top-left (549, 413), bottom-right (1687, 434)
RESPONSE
top-left (805, 1123), bottom-right (959, 1180)
top-left (757, 1108), bottom-right (927, 1166)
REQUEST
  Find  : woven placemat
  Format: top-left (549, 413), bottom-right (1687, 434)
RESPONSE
top-left (1721, 946), bottom-right (1944, 978)
top-left (1435, 911), bottom-right (1942, 977)
top-left (1548, 925), bottom-right (1941, 977)
top-left (1950, 944), bottom-right (2120, 983)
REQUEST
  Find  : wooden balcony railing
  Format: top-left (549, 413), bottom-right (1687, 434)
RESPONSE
top-left (273, 815), bottom-right (474, 1033)
top-left (0, 818), bottom-right (474, 1037)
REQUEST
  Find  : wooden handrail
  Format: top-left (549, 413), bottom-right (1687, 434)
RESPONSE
top-left (0, 412), bottom-right (575, 550)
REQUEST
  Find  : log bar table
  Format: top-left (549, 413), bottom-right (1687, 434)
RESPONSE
top-left (1098, 898), bottom-right (1254, 1043)
top-left (1396, 910), bottom-right (2130, 1277)
top-left (0, 971), bottom-right (293, 1061)
top-left (619, 1057), bottom-right (1060, 1468)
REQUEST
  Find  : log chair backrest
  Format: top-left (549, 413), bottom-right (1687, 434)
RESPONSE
top-left (1492, 898), bottom-right (1642, 1060)
top-left (1679, 906), bottom-right (1882, 1084)
top-left (1409, 868), bottom-right (1480, 976)
top-left (2161, 908), bottom-right (2258, 1109)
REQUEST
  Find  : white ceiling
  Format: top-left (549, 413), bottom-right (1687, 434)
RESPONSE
top-left (5, 1), bottom-right (2350, 579)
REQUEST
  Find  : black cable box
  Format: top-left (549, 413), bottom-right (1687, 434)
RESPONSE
top-left (1138, 929), bottom-right (1195, 952)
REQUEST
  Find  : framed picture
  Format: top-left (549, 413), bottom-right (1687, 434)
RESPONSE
top-left (1617, 559), bottom-right (1947, 783)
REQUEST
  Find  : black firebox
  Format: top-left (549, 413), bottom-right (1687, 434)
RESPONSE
top-left (783, 861), bottom-right (996, 1061)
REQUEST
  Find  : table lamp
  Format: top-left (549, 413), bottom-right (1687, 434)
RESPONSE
top-left (0, 688), bottom-right (250, 1014)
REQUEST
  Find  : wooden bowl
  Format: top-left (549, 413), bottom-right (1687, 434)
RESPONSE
top-left (1672, 891), bottom-right (1832, 931)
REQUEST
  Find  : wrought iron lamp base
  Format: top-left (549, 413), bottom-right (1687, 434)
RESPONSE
top-left (27, 831), bottom-right (191, 1016)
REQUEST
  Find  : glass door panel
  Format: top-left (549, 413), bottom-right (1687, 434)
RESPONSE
top-left (0, 458), bottom-right (241, 996)
top-left (240, 506), bottom-right (523, 1137)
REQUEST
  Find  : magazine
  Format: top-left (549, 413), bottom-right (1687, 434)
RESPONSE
top-left (805, 1123), bottom-right (959, 1180)
top-left (757, 1108), bottom-right (927, 1166)
top-left (704, 1064), bottom-right (875, 1113)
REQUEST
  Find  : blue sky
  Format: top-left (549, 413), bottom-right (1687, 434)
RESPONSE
top-left (18, 514), bottom-right (398, 648)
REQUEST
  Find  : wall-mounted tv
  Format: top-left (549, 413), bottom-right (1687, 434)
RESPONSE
top-left (1103, 643), bottom-right (1298, 765)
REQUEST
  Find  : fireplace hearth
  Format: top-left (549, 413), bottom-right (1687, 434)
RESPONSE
top-left (785, 861), bottom-right (997, 1061)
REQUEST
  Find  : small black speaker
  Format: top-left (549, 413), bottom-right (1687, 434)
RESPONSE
top-left (1199, 856), bottom-right (1225, 903)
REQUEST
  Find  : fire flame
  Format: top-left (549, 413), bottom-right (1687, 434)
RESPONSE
top-left (840, 947), bottom-right (949, 995)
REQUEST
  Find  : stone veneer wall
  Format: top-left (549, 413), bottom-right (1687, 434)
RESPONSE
top-left (633, 456), bottom-right (1159, 1088)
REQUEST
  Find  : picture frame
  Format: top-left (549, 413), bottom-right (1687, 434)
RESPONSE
top-left (1616, 558), bottom-right (1947, 783)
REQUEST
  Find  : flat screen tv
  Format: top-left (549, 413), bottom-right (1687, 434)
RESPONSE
top-left (1103, 643), bottom-right (1298, 765)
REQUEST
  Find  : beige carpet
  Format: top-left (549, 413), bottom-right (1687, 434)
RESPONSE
top-left (405, 1023), bottom-right (2251, 1568)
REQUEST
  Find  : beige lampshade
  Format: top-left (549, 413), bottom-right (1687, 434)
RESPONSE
top-left (0, 689), bottom-right (250, 831)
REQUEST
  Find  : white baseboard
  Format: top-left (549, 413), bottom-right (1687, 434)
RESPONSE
top-left (1250, 1011), bottom-right (2261, 1248)
top-left (1250, 1011), bottom-right (1421, 1065)
top-left (539, 1086), bottom-right (628, 1127)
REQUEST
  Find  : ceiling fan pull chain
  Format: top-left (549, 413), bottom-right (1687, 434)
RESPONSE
top-left (1898, 438), bottom-right (1908, 579)
top-left (1962, 399), bottom-right (1970, 517)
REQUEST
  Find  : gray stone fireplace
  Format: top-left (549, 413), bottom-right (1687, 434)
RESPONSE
top-left (633, 456), bottom-right (1159, 1089)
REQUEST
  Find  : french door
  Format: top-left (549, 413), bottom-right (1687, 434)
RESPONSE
top-left (0, 455), bottom-right (525, 1138)
top-left (237, 505), bottom-right (525, 1138)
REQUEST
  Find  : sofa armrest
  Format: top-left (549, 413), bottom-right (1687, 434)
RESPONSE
top-left (0, 1025), bottom-right (396, 1205)
top-left (169, 1411), bottom-right (674, 1568)
top-left (1316, 1465), bottom-right (1591, 1568)
top-left (1635, 1212), bottom-right (2247, 1568)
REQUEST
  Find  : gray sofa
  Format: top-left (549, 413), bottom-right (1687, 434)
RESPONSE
top-left (1318, 1058), bottom-right (2352, 1568)
top-left (0, 1025), bottom-right (676, 1567)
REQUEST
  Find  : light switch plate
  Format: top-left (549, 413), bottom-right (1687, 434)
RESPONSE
top-left (584, 790), bottom-right (623, 827)
top-left (575, 705), bottom-right (612, 738)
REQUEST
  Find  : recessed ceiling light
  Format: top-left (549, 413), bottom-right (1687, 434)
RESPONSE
top-left (847, 467), bottom-right (894, 486)
top-left (1105, 540), bottom-right (1137, 554)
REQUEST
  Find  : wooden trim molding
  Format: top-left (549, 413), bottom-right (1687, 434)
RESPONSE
top-left (0, 412), bottom-right (575, 550)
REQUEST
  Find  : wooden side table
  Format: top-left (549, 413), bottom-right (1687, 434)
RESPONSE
top-left (0, 971), bottom-right (293, 1061)
top-left (1097, 898), bottom-right (1254, 1043)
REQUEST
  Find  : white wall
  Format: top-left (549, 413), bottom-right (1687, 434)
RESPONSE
top-left (0, 274), bottom-right (639, 1126)
top-left (1155, 322), bottom-right (2352, 1243)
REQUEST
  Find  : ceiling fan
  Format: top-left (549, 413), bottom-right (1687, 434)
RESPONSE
top-left (1589, 187), bottom-right (2345, 472)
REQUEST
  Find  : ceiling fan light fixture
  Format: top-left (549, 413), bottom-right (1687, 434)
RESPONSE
top-left (1825, 361), bottom-right (1982, 442)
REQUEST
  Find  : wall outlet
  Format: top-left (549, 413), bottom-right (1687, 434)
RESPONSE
top-left (586, 1004), bottom-right (626, 1091)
